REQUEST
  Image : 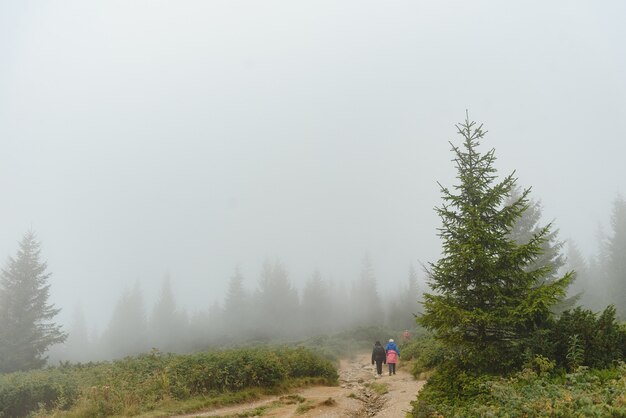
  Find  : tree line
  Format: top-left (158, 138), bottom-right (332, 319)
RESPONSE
top-left (52, 256), bottom-right (421, 363)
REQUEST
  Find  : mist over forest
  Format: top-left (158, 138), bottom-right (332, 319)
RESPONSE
top-left (2, 1), bottom-right (626, 367)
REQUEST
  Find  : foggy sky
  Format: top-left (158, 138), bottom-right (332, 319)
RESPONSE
top-left (1, 1), bottom-right (625, 330)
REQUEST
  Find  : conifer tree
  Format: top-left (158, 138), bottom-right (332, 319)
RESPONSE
top-left (102, 282), bottom-right (149, 359)
top-left (606, 196), bottom-right (626, 317)
top-left (0, 231), bottom-right (66, 372)
top-left (62, 303), bottom-right (91, 362)
top-left (301, 270), bottom-right (333, 335)
top-left (506, 186), bottom-right (578, 312)
top-left (222, 266), bottom-right (250, 340)
top-left (149, 275), bottom-right (188, 353)
top-left (350, 254), bottom-right (384, 327)
top-left (388, 264), bottom-right (421, 330)
top-left (254, 259), bottom-right (300, 338)
top-left (418, 116), bottom-right (572, 373)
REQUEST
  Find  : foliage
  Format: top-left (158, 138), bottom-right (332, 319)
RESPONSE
top-left (418, 115), bottom-right (572, 373)
top-left (0, 231), bottom-right (67, 373)
top-left (411, 361), bottom-right (626, 417)
top-left (400, 334), bottom-right (446, 377)
top-left (551, 305), bottom-right (626, 369)
top-left (296, 325), bottom-right (395, 361)
top-left (0, 346), bottom-right (336, 418)
top-left (0, 368), bottom-right (78, 418)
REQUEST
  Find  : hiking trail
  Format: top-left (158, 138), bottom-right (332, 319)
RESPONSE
top-left (175, 352), bottom-right (425, 417)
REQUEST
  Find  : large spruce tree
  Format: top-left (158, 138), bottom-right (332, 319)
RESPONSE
top-left (418, 116), bottom-right (572, 373)
top-left (0, 231), bottom-right (66, 372)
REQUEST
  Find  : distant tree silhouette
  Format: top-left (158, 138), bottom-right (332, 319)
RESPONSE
top-left (388, 264), bottom-right (421, 330)
top-left (605, 196), bottom-right (626, 317)
top-left (254, 259), bottom-right (300, 338)
top-left (0, 231), bottom-right (66, 372)
top-left (222, 266), bottom-right (250, 341)
top-left (350, 254), bottom-right (384, 327)
top-left (102, 282), bottom-right (149, 359)
top-left (149, 274), bottom-right (188, 353)
top-left (58, 303), bottom-right (92, 363)
top-left (301, 270), bottom-right (333, 336)
top-left (506, 186), bottom-right (577, 312)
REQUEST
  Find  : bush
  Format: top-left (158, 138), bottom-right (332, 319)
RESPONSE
top-left (411, 360), bottom-right (626, 417)
top-left (398, 334), bottom-right (446, 377)
top-left (552, 305), bottom-right (626, 369)
top-left (0, 369), bottom-right (78, 418)
top-left (0, 347), bottom-right (336, 417)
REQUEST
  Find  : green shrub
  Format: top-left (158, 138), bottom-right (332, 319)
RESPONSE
top-left (0, 347), bottom-right (336, 417)
top-left (0, 369), bottom-right (78, 418)
top-left (398, 334), bottom-right (446, 377)
top-left (411, 361), bottom-right (626, 417)
top-left (552, 305), bottom-right (626, 369)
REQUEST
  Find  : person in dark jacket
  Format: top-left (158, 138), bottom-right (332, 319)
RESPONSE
top-left (371, 340), bottom-right (386, 376)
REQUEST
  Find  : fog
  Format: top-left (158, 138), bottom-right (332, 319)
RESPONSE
top-left (1, 1), bottom-right (625, 345)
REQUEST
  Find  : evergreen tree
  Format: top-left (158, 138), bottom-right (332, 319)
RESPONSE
top-left (506, 186), bottom-right (577, 312)
top-left (418, 116), bottom-right (572, 373)
top-left (350, 254), bottom-right (384, 327)
top-left (388, 264), bottom-right (421, 330)
top-left (102, 282), bottom-right (149, 359)
top-left (222, 266), bottom-right (250, 341)
top-left (254, 259), bottom-right (300, 338)
top-left (605, 196), bottom-right (626, 317)
top-left (62, 303), bottom-right (91, 362)
top-left (566, 240), bottom-right (606, 311)
top-left (301, 270), bottom-right (333, 336)
top-left (148, 275), bottom-right (188, 353)
top-left (0, 231), bottom-right (66, 372)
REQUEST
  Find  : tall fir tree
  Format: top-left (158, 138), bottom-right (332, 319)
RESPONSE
top-left (566, 240), bottom-right (606, 311)
top-left (148, 274), bottom-right (188, 353)
top-left (506, 186), bottom-right (577, 312)
top-left (254, 259), bottom-right (300, 338)
top-left (418, 116), bottom-right (572, 373)
top-left (222, 266), bottom-right (250, 341)
top-left (301, 270), bottom-right (333, 336)
top-left (388, 264), bottom-right (421, 330)
top-left (350, 254), bottom-right (384, 327)
top-left (0, 231), bottom-right (66, 372)
top-left (605, 196), bottom-right (626, 317)
top-left (61, 303), bottom-right (91, 363)
top-left (102, 282), bottom-right (149, 359)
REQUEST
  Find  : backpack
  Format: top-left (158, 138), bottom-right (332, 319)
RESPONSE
top-left (374, 345), bottom-right (385, 359)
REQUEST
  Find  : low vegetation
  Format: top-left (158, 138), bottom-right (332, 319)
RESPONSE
top-left (412, 357), bottom-right (626, 417)
top-left (0, 347), bottom-right (337, 418)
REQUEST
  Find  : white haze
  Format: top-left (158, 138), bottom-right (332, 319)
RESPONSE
top-left (1, 1), bottom-right (626, 332)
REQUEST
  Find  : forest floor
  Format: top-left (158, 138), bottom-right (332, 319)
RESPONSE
top-left (174, 353), bottom-right (425, 418)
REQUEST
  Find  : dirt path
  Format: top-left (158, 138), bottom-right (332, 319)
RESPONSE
top-left (176, 353), bottom-right (424, 417)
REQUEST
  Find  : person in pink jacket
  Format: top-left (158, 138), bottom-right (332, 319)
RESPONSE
top-left (385, 339), bottom-right (400, 375)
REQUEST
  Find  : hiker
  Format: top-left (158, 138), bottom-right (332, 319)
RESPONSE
top-left (371, 340), bottom-right (386, 376)
top-left (402, 329), bottom-right (410, 342)
top-left (385, 338), bottom-right (400, 375)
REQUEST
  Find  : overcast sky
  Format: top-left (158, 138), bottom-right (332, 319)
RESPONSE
top-left (1, 1), bottom-right (625, 330)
